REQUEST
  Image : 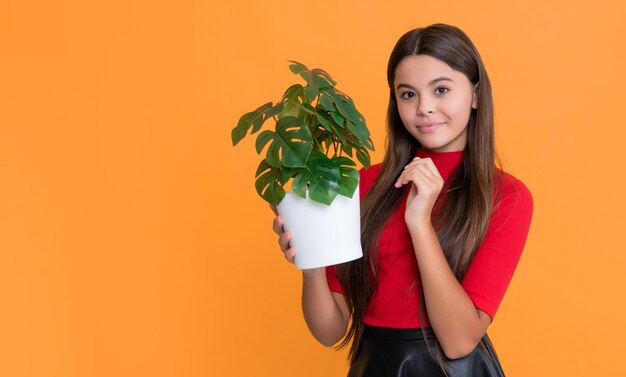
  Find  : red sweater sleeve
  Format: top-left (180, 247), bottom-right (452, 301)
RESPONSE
top-left (326, 164), bottom-right (381, 294)
top-left (461, 173), bottom-right (534, 320)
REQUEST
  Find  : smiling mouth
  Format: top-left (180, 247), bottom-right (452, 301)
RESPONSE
top-left (417, 122), bottom-right (444, 133)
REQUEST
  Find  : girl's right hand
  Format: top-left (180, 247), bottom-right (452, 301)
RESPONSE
top-left (270, 204), bottom-right (297, 264)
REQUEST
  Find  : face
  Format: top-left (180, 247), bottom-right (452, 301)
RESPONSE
top-left (393, 54), bottom-right (477, 153)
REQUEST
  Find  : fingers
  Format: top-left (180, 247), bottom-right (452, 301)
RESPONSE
top-left (279, 230), bottom-right (296, 264)
top-left (278, 228), bottom-right (291, 251)
top-left (398, 164), bottom-right (437, 186)
top-left (272, 215), bottom-right (284, 235)
top-left (415, 163), bottom-right (440, 183)
top-left (395, 157), bottom-right (443, 188)
top-left (272, 213), bottom-right (296, 264)
top-left (283, 246), bottom-right (296, 264)
top-left (405, 157), bottom-right (441, 178)
top-left (420, 158), bottom-right (442, 179)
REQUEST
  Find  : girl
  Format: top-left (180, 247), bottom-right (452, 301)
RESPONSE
top-left (271, 23), bottom-right (533, 376)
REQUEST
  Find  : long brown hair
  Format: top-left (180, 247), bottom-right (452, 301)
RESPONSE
top-left (335, 23), bottom-right (501, 367)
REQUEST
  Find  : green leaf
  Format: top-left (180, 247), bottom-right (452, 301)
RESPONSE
top-left (334, 156), bottom-right (357, 170)
top-left (363, 136), bottom-right (375, 151)
top-left (316, 112), bottom-right (347, 145)
top-left (255, 159), bottom-right (272, 177)
top-left (288, 60), bottom-right (308, 75)
top-left (333, 156), bottom-right (359, 198)
top-left (329, 110), bottom-right (344, 126)
top-left (344, 132), bottom-right (374, 151)
top-left (282, 83), bottom-right (305, 100)
top-left (288, 60), bottom-right (320, 90)
top-left (254, 160), bottom-right (286, 205)
top-left (281, 166), bottom-right (299, 186)
top-left (293, 151), bottom-right (341, 205)
top-left (231, 102), bottom-right (273, 145)
top-left (318, 90), bottom-right (370, 143)
top-left (280, 84), bottom-right (309, 118)
top-left (304, 86), bottom-right (318, 102)
top-left (281, 84), bottom-right (305, 105)
top-left (321, 88), bottom-right (367, 129)
top-left (289, 62), bottom-right (336, 91)
top-left (255, 130), bottom-right (274, 154)
top-left (346, 119), bottom-right (371, 142)
top-left (311, 68), bottom-right (337, 87)
top-left (262, 103), bottom-right (284, 125)
top-left (319, 94), bottom-right (335, 112)
top-left (281, 102), bottom-right (302, 119)
top-left (341, 143), bottom-right (353, 156)
top-left (254, 116), bottom-right (313, 168)
top-left (356, 147), bottom-right (371, 168)
top-left (312, 76), bottom-right (333, 90)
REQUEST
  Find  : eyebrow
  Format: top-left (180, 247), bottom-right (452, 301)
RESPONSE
top-left (396, 76), bottom-right (454, 90)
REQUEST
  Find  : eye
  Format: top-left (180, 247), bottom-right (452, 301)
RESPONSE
top-left (435, 87), bottom-right (449, 95)
top-left (399, 92), bottom-right (415, 99)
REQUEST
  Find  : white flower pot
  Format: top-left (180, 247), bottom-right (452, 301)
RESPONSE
top-left (277, 186), bottom-right (364, 270)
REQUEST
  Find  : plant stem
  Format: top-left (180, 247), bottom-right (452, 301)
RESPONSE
top-left (313, 132), bottom-right (323, 152)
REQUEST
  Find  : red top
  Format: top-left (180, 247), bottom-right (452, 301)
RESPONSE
top-left (326, 149), bottom-right (533, 328)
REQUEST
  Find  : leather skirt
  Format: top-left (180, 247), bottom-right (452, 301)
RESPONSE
top-left (347, 325), bottom-right (505, 377)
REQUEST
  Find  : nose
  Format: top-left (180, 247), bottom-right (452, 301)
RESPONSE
top-left (417, 97), bottom-right (434, 116)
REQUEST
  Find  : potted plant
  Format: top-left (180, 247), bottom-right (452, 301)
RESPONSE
top-left (231, 61), bottom-right (375, 269)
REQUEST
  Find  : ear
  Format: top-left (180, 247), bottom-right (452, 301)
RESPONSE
top-left (472, 83), bottom-right (479, 109)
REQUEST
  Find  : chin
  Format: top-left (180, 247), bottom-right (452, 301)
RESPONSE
top-left (417, 141), bottom-right (445, 151)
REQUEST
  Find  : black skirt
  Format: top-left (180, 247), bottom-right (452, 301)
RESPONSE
top-left (348, 325), bottom-right (505, 377)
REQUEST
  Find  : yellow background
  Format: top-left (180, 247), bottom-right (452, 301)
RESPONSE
top-left (1, 0), bottom-right (625, 376)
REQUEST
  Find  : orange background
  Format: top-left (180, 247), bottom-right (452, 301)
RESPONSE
top-left (1, 0), bottom-right (625, 376)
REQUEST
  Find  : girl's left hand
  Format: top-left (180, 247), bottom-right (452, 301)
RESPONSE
top-left (394, 157), bottom-right (444, 227)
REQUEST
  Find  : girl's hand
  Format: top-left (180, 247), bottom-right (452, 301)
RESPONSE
top-left (394, 157), bottom-right (444, 228)
top-left (270, 204), bottom-right (297, 264)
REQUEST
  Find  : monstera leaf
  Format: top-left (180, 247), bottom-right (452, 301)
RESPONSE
top-left (279, 84), bottom-right (307, 118)
top-left (333, 156), bottom-right (359, 198)
top-left (255, 116), bottom-right (313, 168)
top-left (319, 89), bottom-right (369, 142)
top-left (254, 160), bottom-right (286, 205)
top-left (288, 61), bottom-right (336, 92)
top-left (292, 151), bottom-right (341, 205)
top-left (231, 102), bottom-right (284, 145)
